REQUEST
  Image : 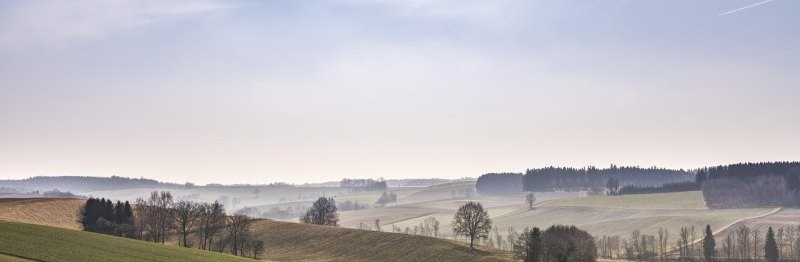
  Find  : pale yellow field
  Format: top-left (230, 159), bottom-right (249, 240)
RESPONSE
top-left (0, 198), bottom-right (84, 230)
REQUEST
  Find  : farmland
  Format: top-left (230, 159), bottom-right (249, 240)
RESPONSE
top-left (0, 198), bottom-right (84, 230)
top-left (250, 219), bottom-right (513, 262)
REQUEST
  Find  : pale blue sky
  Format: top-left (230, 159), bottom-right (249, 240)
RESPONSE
top-left (1, 0), bottom-right (798, 184)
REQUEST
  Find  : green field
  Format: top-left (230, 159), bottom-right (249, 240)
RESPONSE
top-left (0, 220), bottom-right (255, 262)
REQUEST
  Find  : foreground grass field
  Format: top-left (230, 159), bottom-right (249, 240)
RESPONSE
top-left (0, 220), bottom-right (255, 262)
top-left (250, 219), bottom-right (513, 262)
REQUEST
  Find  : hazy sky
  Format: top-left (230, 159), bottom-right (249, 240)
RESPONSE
top-left (1, 0), bottom-right (798, 184)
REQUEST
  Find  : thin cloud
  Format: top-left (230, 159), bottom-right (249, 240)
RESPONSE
top-left (0, 0), bottom-right (230, 47)
top-left (718, 0), bottom-right (774, 16)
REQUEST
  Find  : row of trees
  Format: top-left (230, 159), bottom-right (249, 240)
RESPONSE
top-left (80, 191), bottom-right (264, 258)
top-left (340, 178), bottom-right (388, 191)
top-left (596, 224), bottom-right (790, 262)
top-left (616, 180), bottom-right (699, 195)
top-left (80, 197), bottom-right (134, 237)
top-left (475, 165), bottom-right (693, 194)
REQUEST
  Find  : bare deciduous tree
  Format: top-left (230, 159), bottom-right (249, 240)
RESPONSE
top-left (173, 200), bottom-right (200, 247)
top-left (452, 201), bottom-right (492, 249)
top-left (300, 197), bottom-right (339, 226)
top-left (226, 214), bottom-right (252, 256)
top-left (134, 191), bottom-right (174, 244)
top-left (198, 201), bottom-right (226, 251)
top-left (526, 193), bottom-right (536, 209)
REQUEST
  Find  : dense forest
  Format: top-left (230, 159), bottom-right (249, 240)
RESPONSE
top-left (698, 162), bottom-right (800, 208)
top-left (475, 173), bottom-right (522, 195)
top-left (476, 165), bottom-right (693, 194)
top-left (523, 166), bottom-right (693, 192)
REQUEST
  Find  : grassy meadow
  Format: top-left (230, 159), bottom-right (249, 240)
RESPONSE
top-left (0, 220), bottom-right (255, 262)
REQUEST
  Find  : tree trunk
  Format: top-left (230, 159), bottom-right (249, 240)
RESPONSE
top-left (470, 235), bottom-right (475, 249)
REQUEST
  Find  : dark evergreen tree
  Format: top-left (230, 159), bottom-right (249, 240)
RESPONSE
top-left (765, 227), bottom-right (779, 262)
top-left (703, 224), bottom-right (715, 262)
top-left (513, 227), bottom-right (542, 262)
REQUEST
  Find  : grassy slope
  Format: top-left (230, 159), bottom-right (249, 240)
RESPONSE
top-left (251, 219), bottom-right (513, 262)
top-left (0, 198), bottom-right (84, 229)
top-left (0, 220), bottom-right (255, 262)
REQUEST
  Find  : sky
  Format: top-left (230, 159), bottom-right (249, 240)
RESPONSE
top-left (1, 0), bottom-right (798, 185)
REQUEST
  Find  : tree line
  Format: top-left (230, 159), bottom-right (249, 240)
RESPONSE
top-left (698, 162), bottom-right (800, 208)
top-left (79, 191), bottom-right (264, 258)
top-left (80, 197), bottom-right (134, 237)
top-left (340, 178), bottom-right (388, 192)
top-left (476, 165), bottom-right (693, 194)
top-left (615, 180), bottom-right (699, 195)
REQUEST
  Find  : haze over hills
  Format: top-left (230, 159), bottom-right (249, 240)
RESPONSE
top-left (2, 0), bottom-right (798, 261)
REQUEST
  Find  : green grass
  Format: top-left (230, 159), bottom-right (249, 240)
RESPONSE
top-left (0, 253), bottom-right (34, 262)
top-left (0, 220), bottom-right (255, 262)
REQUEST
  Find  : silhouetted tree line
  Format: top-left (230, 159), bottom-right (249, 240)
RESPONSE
top-left (476, 165), bottom-right (692, 194)
top-left (523, 165), bottom-right (692, 192)
top-left (80, 197), bottom-right (135, 237)
top-left (79, 191), bottom-right (264, 258)
top-left (698, 162), bottom-right (800, 208)
top-left (617, 180), bottom-right (699, 195)
top-left (476, 173), bottom-right (523, 195)
top-left (340, 178), bottom-right (388, 192)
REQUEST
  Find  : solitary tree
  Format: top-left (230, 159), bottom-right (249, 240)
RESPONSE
top-left (765, 227), bottom-right (779, 262)
top-left (301, 197), bottom-right (339, 226)
top-left (452, 201), bottom-right (492, 249)
top-left (513, 227), bottom-right (542, 262)
top-left (526, 193), bottom-right (536, 209)
top-left (252, 188), bottom-right (261, 199)
top-left (703, 224), bottom-right (716, 261)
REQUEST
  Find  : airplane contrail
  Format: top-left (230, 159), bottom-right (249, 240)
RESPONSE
top-left (718, 0), bottom-right (774, 16)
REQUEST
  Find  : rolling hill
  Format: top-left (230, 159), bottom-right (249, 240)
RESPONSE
top-left (0, 198), bottom-right (514, 261)
top-left (251, 219), bottom-right (513, 262)
top-left (0, 220), bottom-right (255, 262)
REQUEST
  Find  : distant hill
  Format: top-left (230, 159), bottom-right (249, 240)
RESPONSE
top-left (0, 176), bottom-right (180, 193)
top-left (0, 220), bottom-right (255, 262)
